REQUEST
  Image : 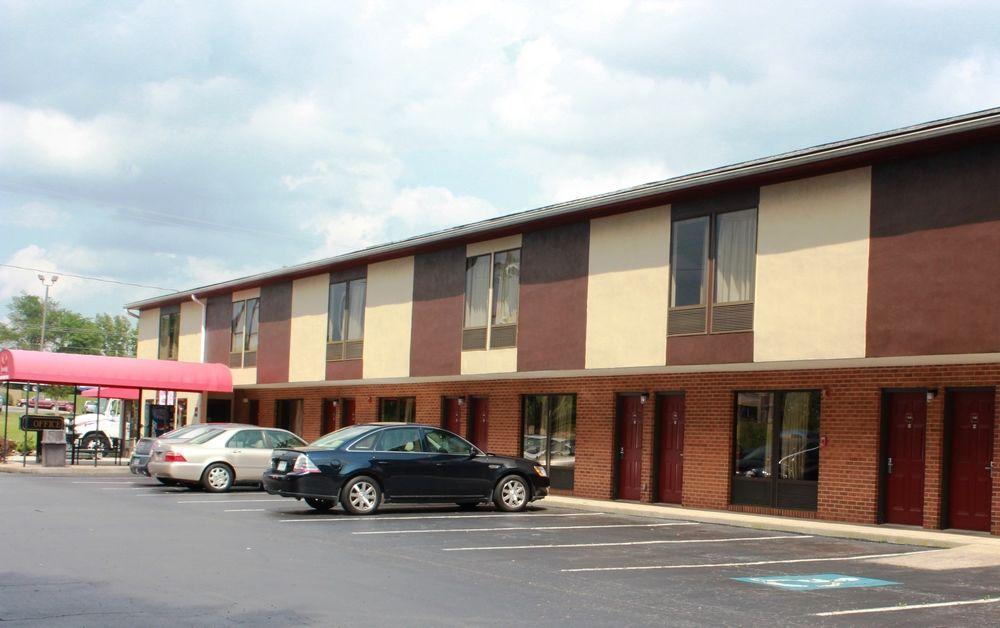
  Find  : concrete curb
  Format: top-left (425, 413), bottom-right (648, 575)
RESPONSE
top-left (0, 462), bottom-right (132, 476)
top-left (543, 495), bottom-right (1000, 550)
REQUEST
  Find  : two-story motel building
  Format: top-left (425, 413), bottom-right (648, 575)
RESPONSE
top-left (128, 108), bottom-right (1000, 535)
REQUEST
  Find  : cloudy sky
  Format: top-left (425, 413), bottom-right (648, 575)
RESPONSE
top-left (1, 0), bottom-right (998, 317)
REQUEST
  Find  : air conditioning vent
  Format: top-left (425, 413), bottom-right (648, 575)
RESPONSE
top-left (326, 342), bottom-right (344, 361)
top-left (345, 340), bottom-right (364, 360)
top-left (229, 352), bottom-right (243, 368)
top-left (462, 327), bottom-right (487, 351)
top-left (712, 303), bottom-right (753, 333)
top-left (668, 307), bottom-right (706, 336)
top-left (490, 324), bottom-right (517, 348)
top-left (242, 351), bottom-right (257, 367)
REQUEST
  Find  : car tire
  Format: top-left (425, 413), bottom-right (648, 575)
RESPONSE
top-left (340, 476), bottom-right (381, 515)
top-left (80, 432), bottom-right (111, 452)
top-left (493, 475), bottom-right (530, 512)
top-left (156, 478), bottom-right (180, 486)
top-left (201, 463), bottom-right (234, 493)
top-left (456, 502), bottom-right (479, 510)
top-left (305, 498), bottom-right (335, 512)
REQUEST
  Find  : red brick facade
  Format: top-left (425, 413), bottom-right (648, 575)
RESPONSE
top-left (233, 361), bottom-right (1000, 536)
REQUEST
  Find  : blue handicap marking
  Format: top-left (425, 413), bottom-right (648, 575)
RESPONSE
top-left (733, 573), bottom-right (899, 591)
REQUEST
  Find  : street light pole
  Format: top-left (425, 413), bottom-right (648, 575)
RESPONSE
top-left (34, 274), bottom-right (58, 464)
top-left (37, 274), bottom-right (58, 351)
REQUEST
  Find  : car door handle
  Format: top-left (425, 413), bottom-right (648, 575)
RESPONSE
top-left (232, 450), bottom-right (243, 454)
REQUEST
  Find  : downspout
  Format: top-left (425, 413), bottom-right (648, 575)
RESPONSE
top-left (191, 294), bottom-right (208, 425)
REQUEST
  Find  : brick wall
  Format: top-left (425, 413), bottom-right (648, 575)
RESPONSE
top-left (234, 361), bottom-right (999, 535)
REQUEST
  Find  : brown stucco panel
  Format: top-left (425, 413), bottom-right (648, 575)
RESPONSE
top-left (326, 359), bottom-right (363, 381)
top-left (410, 246), bottom-right (465, 376)
top-left (868, 142), bottom-right (1000, 356)
top-left (204, 295), bottom-right (232, 365)
top-left (667, 332), bottom-right (753, 365)
top-left (257, 282), bottom-right (292, 384)
top-left (517, 222), bottom-right (590, 372)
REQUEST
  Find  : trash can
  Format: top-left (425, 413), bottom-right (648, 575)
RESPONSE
top-left (40, 429), bottom-right (66, 467)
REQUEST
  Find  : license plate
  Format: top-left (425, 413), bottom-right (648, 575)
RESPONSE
top-left (276, 460), bottom-right (288, 472)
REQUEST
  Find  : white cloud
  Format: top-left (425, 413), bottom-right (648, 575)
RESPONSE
top-left (0, 103), bottom-right (126, 176)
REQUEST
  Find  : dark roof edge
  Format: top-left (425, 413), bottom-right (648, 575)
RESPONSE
top-left (126, 106), bottom-right (1000, 310)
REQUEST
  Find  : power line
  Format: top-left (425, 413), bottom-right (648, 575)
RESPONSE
top-left (0, 263), bottom-right (176, 292)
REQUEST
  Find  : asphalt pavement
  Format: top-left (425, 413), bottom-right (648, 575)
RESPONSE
top-left (1, 474), bottom-right (998, 626)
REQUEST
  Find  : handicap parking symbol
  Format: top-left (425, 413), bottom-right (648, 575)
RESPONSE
top-left (733, 573), bottom-right (899, 591)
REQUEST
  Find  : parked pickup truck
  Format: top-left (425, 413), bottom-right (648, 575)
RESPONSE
top-left (66, 398), bottom-right (126, 451)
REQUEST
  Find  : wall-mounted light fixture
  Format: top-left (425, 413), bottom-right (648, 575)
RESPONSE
top-left (331, 399), bottom-right (339, 407)
top-left (926, 388), bottom-right (938, 402)
top-left (457, 397), bottom-right (465, 407)
top-left (241, 398), bottom-right (248, 404)
top-left (639, 393), bottom-right (649, 405)
top-left (821, 388), bottom-right (830, 400)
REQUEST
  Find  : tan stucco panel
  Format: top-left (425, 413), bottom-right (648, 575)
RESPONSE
top-left (136, 308), bottom-right (159, 359)
top-left (231, 287), bottom-right (260, 302)
top-left (467, 234), bottom-right (522, 257)
top-left (231, 367), bottom-right (257, 386)
top-left (585, 205), bottom-right (671, 369)
top-left (460, 347), bottom-right (518, 375)
top-left (362, 257), bottom-right (414, 379)
top-left (289, 273), bottom-right (329, 382)
top-left (177, 301), bottom-right (203, 363)
top-left (755, 167), bottom-right (872, 361)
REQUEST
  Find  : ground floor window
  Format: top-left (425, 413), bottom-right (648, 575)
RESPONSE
top-left (522, 394), bottom-right (576, 490)
top-left (732, 391), bottom-right (820, 510)
top-left (378, 397), bottom-right (415, 422)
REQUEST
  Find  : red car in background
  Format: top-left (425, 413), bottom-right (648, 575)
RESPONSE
top-left (18, 398), bottom-right (56, 410)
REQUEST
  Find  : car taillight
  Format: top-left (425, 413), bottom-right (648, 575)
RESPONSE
top-left (291, 454), bottom-right (320, 475)
top-left (164, 451), bottom-right (187, 463)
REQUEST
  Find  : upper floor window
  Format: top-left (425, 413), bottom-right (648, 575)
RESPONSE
top-left (327, 278), bottom-right (366, 361)
top-left (158, 310), bottom-right (179, 360)
top-left (669, 208), bottom-right (756, 335)
top-left (230, 297), bottom-right (259, 368)
top-left (463, 248), bottom-right (520, 350)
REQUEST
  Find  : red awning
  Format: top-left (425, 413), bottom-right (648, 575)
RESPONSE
top-left (80, 386), bottom-right (141, 400)
top-left (0, 349), bottom-right (232, 393)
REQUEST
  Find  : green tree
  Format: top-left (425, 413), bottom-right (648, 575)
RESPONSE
top-left (0, 293), bottom-right (136, 356)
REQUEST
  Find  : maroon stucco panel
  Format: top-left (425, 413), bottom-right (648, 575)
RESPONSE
top-left (410, 246), bottom-right (465, 376)
top-left (257, 282), bottom-right (292, 384)
top-left (867, 142), bottom-right (1000, 356)
top-left (667, 332), bottom-right (753, 365)
top-left (326, 360), bottom-right (362, 381)
top-left (204, 295), bottom-right (232, 365)
top-left (517, 222), bottom-right (590, 372)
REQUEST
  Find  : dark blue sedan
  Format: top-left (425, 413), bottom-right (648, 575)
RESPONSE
top-left (262, 423), bottom-right (550, 515)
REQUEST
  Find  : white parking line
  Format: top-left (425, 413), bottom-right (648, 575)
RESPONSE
top-left (356, 522), bottom-right (697, 536)
top-left (560, 549), bottom-right (941, 572)
top-left (814, 596), bottom-right (1000, 617)
top-left (135, 491), bottom-right (188, 496)
top-left (445, 534), bottom-right (807, 551)
top-left (73, 481), bottom-right (138, 484)
top-left (101, 487), bottom-right (161, 490)
top-left (279, 512), bottom-right (609, 523)
top-left (177, 498), bottom-right (287, 504)
top-left (224, 509), bottom-right (267, 512)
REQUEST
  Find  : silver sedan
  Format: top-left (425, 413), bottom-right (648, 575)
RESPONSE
top-left (148, 424), bottom-right (306, 492)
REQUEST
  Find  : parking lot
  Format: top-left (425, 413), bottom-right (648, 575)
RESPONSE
top-left (2, 474), bottom-right (999, 626)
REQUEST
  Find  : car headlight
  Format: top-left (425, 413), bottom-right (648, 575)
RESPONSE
top-left (533, 465), bottom-right (548, 477)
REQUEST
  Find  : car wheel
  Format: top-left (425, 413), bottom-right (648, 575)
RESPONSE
top-left (156, 477), bottom-right (179, 486)
top-left (305, 498), bottom-right (335, 512)
top-left (201, 463), bottom-right (234, 493)
top-left (493, 475), bottom-right (530, 512)
top-left (340, 476), bottom-right (381, 515)
top-left (456, 502), bottom-right (479, 510)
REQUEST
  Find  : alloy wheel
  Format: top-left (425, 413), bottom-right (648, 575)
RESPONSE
top-left (207, 466), bottom-right (231, 490)
top-left (501, 478), bottom-right (527, 509)
top-left (349, 481), bottom-right (378, 513)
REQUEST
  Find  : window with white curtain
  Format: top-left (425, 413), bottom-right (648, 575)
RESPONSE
top-left (328, 278), bottom-right (366, 361)
top-left (464, 255), bottom-right (490, 328)
top-left (715, 209), bottom-right (757, 303)
top-left (464, 248), bottom-right (521, 349)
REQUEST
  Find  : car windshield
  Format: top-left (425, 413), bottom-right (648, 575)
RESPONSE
top-left (311, 425), bottom-right (375, 449)
top-left (186, 428), bottom-right (225, 445)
